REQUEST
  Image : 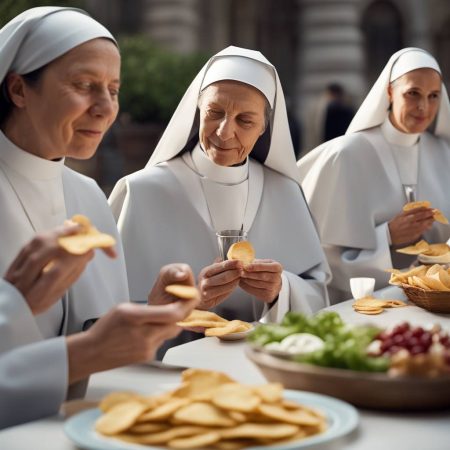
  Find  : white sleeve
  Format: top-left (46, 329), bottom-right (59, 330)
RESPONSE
top-left (0, 337), bottom-right (68, 429)
top-left (260, 264), bottom-right (329, 323)
top-left (326, 222), bottom-right (393, 298)
top-left (0, 280), bottom-right (44, 353)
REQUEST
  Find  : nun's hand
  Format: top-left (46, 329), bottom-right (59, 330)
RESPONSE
top-left (389, 207), bottom-right (435, 246)
top-left (66, 299), bottom-right (198, 384)
top-left (239, 259), bottom-right (283, 303)
top-left (147, 263), bottom-right (198, 306)
top-left (3, 226), bottom-right (94, 315)
top-left (197, 260), bottom-right (243, 310)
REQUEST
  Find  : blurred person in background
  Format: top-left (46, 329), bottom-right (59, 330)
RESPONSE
top-left (298, 48), bottom-right (450, 302)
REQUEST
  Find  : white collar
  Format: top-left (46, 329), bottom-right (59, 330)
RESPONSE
top-left (0, 130), bottom-right (64, 180)
top-left (192, 144), bottom-right (248, 184)
top-left (381, 117), bottom-right (419, 147)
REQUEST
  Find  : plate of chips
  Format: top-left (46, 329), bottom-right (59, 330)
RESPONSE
top-left (388, 264), bottom-right (450, 313)
top-left (65, 369), bottom-right (358, 450)
top-left (177, 309), bottom-right (254, 341)
top-left (396, 239), bottom-right (450, 265)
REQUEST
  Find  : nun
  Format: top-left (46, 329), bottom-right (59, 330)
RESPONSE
top-left (0, 7), bottom-right (199, 428)
top-left (298, 48), bottom-right (450, 302)
top-left (110, 46), bottom-right (330, 353)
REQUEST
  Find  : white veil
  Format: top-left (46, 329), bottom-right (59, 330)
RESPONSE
top-left (145, 46), bottom-right (301, 184)
top-left (346, 47), bottom-right (450, 141)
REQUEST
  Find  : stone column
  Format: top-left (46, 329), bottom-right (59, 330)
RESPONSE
top-left (141, 0), bottom-right (201, 54)
top-left (296, 0), bottom-right (365, 153)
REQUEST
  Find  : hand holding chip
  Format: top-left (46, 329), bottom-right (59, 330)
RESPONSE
top-left (66, 295), bottom-right (199, 384)
top-left (388, 206), bottom-right (435, 246)
top-left (197, 260), bottom-right (243, 310)
top-left (147, 263), bottom-right (198, 306)
top-left (3, 225), bottom-right (95, 314)
top-left (240, 259), bottom-right (283, 303)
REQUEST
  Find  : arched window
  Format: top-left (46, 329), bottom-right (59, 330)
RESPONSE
top-left (361, 1), bottom-right (404, 86)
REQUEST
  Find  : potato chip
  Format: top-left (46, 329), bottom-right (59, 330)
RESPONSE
top-left (384, 299), bottom-right (407, 308)
top-left (177, 310), bottom-right (252, 337)
top-left (165, 284), bottom-right (199, 300)
top-left (171, 369), bottom-right (234, 401)
top-left (118, 426), bottom-right (212, 445)
top-left (211, 383), bottom-right (261, 412)
top-left (59, 214), bottom-right (115, 255)
top-left (173, 402), bottom-right (236, 427)
top-left (410, 276), bottom-right (431, 290)
top-left (403, 201), bottom-right (449, 225)
top-left (219, 423), bottom-right (299, 440)
top-left (227, 241), bottom-right (255, 265)
top-left (438, 268), bottom-right (450, 289)
top-left (354, 308), bottom-right (384, 315)
top-left (403, 201), bottom-right (431, 211)
top-left (421, 276), bottom-right (450, 292)
top-left (433, 209), bottom-right (449, 224)
top-left (423, 243), bottom-right (450, 256)
top-left (95, 401), bottom-right (147, 435)
top-left (99, 391), bottom-right (139, 413)
top-left (205, 320), bottom-right (251, 337)
top-left (129, 423), bottom-right (169, 434)
top-left (137, 398), bottom-right (190, 422)
top-left (168, 431), bottom-right (222, 449)
top-left (396, 240), bottom-right (430, 255)
top-left (258, 403), bottom-right (322, 426)
top-left (252, 383), bottom-right (283, 403)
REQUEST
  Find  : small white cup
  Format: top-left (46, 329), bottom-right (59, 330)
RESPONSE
top-left (350, 277), bottom-right (375, 299)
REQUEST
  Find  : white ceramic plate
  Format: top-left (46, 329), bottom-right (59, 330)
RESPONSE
top-left (64, 390), bottom-right (358, 450)
top-left (217, 324), bottom-right (255, 341)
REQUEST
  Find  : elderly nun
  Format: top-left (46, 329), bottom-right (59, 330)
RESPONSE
top-left (110, 46), bottom-right (331, 354)
top-left (298, 48), bottom-right (450, 302)
top-left (0, 7), bottom-right (199, 428)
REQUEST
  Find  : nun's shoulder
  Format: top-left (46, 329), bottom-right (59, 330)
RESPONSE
top-left (62, 166), bottom-right (105, 198)
top-left (421, 131), bottom-right (450, 152)
top-left (121, 163), bottom-right (173, 188)
top-left (299, 132), bottom-right (371, 173)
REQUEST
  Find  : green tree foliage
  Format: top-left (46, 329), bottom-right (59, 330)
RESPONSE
top-left (118, 35), bottom-right (207, 123)
top-left (0, 0), bottom-right (85, 26)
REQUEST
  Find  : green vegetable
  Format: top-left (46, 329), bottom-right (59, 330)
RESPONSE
top-left (248, 311), bottom-right (389, 372)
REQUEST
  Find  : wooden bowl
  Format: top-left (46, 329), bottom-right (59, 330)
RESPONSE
top-left (401, 284), bottom-right (450, 314)
top-left (246, 346), bottom-right (450, 411)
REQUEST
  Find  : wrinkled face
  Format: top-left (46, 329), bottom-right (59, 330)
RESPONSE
top-left (388, 68), bottom-right (441, 134)
top-left (198, 81), bottom-right (267, 166)
top-left (7, 38), bottom-right (120, 160)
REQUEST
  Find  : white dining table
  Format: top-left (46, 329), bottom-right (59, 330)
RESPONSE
top-left (0, 285), bottom-right (449, 450)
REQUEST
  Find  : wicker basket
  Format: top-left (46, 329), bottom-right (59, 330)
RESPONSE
top-left (401, 284), bottom-right (450, 313)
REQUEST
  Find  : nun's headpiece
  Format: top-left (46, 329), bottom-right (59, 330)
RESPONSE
top-left (346, 47), bottom-right (450, 141)
top-left (0, 6), bottom-right (116, 85)
top-left (146, 46), bottom-right (300, 185)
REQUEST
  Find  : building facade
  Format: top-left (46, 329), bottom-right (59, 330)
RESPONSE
top-left (86, 0), bottom-right (450, 153)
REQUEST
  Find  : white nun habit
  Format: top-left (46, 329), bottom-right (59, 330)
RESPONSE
top-left (0, 7), bottom-right (128, 429)
top-left (110, 46), bottom-right (330, 354)
top-left (298, 48), bottom-right (450, 302)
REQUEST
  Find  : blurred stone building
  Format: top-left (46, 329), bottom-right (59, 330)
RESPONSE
top-left (85, 0), bottom-right (450, 156)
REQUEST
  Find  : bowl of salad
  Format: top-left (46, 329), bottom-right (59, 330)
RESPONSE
top-left (246, 312), bottom-right (450, 411)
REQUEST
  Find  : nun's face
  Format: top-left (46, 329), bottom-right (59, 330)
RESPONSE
top-left (5, 38), bottom-right (120, 160)
top-left (198, 81), bottom-right (266, 166)
top-left (388, 68), bottom-right (441, 134)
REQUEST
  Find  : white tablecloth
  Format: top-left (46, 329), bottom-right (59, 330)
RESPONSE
top-left (1, 288), bottom-right (449, 450)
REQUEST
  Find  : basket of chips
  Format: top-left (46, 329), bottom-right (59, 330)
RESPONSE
top-left (388, 264), bottom-right (450, 313)
top-left (400, 284), bottom-right (450, 314)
